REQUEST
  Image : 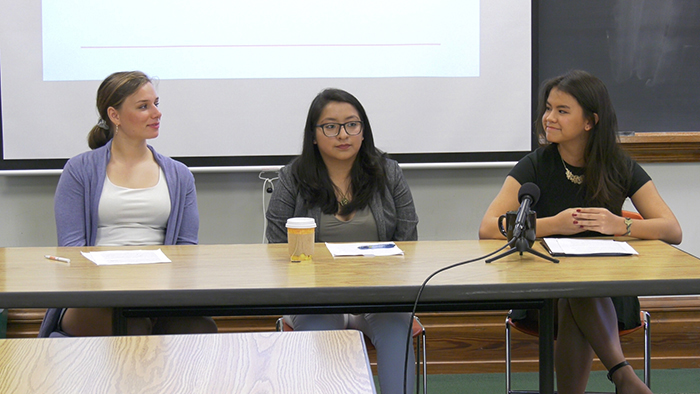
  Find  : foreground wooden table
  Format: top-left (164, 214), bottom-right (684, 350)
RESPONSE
top-left (1, 239), bottom-right (698, 394)
top-left (0, 330), bottom-right (375, 394)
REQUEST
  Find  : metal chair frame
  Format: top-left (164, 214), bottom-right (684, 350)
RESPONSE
top-left (505, 310), bottom-right (651, 394)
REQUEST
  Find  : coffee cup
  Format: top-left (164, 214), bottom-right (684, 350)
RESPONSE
top-left (286, 217), bottom-right (316, 262)
top-left (498, 210), bottom-right (537, 247)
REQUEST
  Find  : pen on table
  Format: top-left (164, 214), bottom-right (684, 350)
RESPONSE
top-left (45, 255), bottom-right (71, 264)
top-left (358, 243), bottom-right (396, 250)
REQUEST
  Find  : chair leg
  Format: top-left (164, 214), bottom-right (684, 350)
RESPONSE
top-left (421, 328), bottom-right (427, 393)
top-left (275, 317), bottom-right (284, 332)
top-left (415, 331), bottom-right (421, 394)
top-left (505, 316), bottom-right (512, 394)
top-left (643, 311), bottom-right (651, 388)
top-left (414, 316), bottom-right (428, 394)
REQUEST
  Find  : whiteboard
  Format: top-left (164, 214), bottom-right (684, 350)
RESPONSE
top-left (0, 0), bottom-right (534, 171)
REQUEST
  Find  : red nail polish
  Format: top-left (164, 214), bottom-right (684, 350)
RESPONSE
top-left (573, 221), bottom-right (578, 224)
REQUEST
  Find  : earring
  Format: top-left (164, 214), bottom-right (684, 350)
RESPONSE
top-left (115, 125), bottom-right (119, 134)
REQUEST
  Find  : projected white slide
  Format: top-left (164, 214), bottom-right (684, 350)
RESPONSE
top-left (1, 0), bottom-right (531, 167)
top-left (42, 0), bottom-right (480, 81)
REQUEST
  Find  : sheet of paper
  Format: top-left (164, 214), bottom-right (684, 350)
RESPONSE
top-left (542, 238), bottom-right (639, 256)
top-left (325, 242), bottom-right (404, 257)
top-left (81, 249), bottom-right (172, 266)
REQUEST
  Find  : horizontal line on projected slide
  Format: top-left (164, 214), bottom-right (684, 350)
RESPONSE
top-left (80, 43), bottom-right (442, 49)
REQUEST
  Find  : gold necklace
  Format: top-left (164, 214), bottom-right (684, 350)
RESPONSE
top-left (335, 185), bottom-right (351, 206)
top-left (561, 157), bottom-right (583, 184)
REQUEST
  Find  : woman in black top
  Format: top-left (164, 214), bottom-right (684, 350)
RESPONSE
top-left (480, 70), bottom-right (681, 394)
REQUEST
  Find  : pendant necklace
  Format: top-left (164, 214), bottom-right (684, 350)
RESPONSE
top-left (335, 185), bottom-right (351, 206)
top-left (561, 157), bottom-right (583, 185)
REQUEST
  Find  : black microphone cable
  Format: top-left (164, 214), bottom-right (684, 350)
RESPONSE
top-left (401, 238), bottom-right (515, 394)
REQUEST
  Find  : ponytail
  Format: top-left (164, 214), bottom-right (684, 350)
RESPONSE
top-left (87, 124), bottom-right (113, 149)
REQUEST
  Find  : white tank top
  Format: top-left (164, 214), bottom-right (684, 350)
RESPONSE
top-left (95, 168), bottom-right (171, 246)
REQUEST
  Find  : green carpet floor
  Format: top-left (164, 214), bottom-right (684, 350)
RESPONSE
top-left (375, 369), bottom-right (699, 393)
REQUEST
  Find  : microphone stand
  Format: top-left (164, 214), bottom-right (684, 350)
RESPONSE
top-left (485, 221), bottom-right (559, 264)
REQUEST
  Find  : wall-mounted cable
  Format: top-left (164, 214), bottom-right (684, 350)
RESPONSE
top-left (259, 171), bottom-right (279, 243)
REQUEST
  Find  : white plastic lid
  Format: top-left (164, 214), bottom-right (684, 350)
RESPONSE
top-left (285, 217), bottom-right (316, 229)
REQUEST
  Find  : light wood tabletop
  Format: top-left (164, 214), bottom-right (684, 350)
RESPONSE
top-left (1, 239), bottom-right (698, 309)
top-left (0, 330), bottom-right (376, 394)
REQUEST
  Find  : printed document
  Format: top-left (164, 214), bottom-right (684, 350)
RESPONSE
top-left (542, 238), bottom-right (638, 256)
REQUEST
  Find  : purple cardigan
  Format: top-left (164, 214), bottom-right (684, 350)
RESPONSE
top-left (54, 140), bottom-right (199, 247)
top-left (40, 141), bottom-right (198, 337)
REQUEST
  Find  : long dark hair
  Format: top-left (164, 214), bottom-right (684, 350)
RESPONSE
top-left (535, 70), bottom-right (631, 211)
top-left (292, 88), bottom-right (386, 215)
top-left (87, 71), bottom-right (152, 149)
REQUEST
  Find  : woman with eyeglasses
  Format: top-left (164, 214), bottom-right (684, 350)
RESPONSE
top-left (266, 88), bottom-right (419, 394)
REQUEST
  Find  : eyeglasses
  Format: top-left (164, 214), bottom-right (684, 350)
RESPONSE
top-left (316, 121), bottom-right (364, 137)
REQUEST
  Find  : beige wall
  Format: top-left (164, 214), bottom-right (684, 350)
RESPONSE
top-left (0, 162), bottom-right (697, 258)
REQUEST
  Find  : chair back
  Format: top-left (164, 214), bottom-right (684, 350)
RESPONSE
top-left (622, 210), bottom-right (643, 220)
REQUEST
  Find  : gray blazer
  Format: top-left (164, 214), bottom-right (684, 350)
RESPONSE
top-left (266, 158), bottom-right (418, 243)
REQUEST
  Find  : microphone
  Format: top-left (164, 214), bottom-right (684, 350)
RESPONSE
top-left (512, 182), bottom-right (540, 239)
top-left (487, 181), bottom-right (557, 263)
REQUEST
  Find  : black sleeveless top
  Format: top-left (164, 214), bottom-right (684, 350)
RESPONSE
top-left (508, 145), bottom-right (652, 330)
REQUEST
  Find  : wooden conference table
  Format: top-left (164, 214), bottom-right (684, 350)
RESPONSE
top-left (1, 239), bottom-right (699, 394)
top-left (0, 330), bottom-right (376, 394)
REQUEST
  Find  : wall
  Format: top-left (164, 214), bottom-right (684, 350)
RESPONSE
top-left (0, 162), bottom-right (697, 259)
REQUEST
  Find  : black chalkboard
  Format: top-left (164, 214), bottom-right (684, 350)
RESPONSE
top-left (538, 0), bottom-right (700, 133)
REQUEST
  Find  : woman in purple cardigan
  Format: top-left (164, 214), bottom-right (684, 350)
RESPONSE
top-left (39, 71), bottom-right (216, 337)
